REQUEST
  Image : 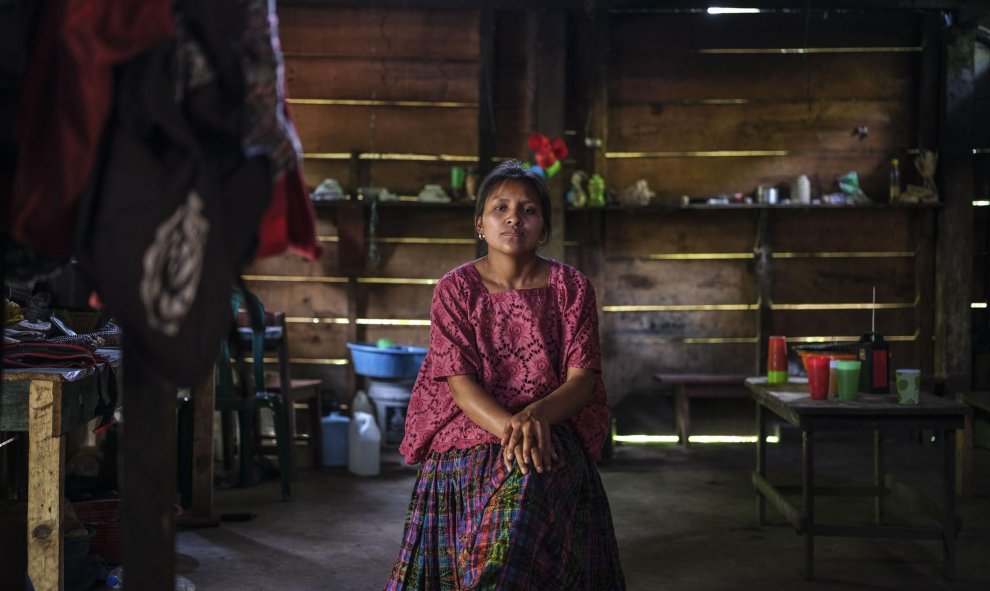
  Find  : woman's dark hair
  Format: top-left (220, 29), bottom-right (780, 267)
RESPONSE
top-left (474, 160), bottom-right (552, 243)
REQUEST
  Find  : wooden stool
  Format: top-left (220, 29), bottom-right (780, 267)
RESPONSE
top-left (266, 376), bottom-right (324, 472)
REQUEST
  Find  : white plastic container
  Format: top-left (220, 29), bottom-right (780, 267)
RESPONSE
top-left (351, 389), bottom-right (375, 416)
top-left (348, 411), bottom-right (381, 476)
top-left (792, 175), bottom-right (811, 204)
top-left (367, 379), bottom-right (414, 447)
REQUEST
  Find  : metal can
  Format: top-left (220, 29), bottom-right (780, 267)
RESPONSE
top-left (765, 187), bottom-right (779, 204)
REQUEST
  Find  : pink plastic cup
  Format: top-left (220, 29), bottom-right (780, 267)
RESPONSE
top-left (806, 356), bottom-right (830, 400)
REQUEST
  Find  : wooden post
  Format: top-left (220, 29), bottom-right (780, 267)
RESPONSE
top-left (475, 4), bottom-right (495, 262)
top-left (27, 378), bottom-right (63, 591)
top-left (122, 352), bottom-right (177, 591)
top-left (917, 12), bottom-right (942, 154)
top-left (347, 150), bottom-right (363, 197)
top-left (574, 0), bottom-right (609, 177)
top-left (526, 10), bottom-right (567, 262)
top-left (935, 9), bottom-right (977, 394)
top-left (755, 210), bottom-right (773, 375)
top-left (346, 278), bottom-right (360, 405)
top-left (478, 5), bottom-right (496, 180)
top-left (187, 370), bottom-right (218, 526)
top-left (337, 202), bottom-right (366, 276)
top-left (914, 13), bottom-right (941, 376)
top-left (915, 209), bottom-right (936, 375)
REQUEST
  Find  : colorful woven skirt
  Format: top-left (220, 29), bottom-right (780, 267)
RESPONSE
top-left (384, 427), bottom-right (625, 590)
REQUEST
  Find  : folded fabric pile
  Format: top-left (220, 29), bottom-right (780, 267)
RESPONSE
top-left (4, 319), bottom-right (51, 343)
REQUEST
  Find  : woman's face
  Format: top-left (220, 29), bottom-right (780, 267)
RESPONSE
top-left (475, 180), bottom-right (546, 257)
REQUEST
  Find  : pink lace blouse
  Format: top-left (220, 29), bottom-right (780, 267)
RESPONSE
top-left (399, 259), bottom-right (609, 464)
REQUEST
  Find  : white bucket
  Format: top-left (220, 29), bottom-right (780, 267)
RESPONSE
top-left (348, 411), bottom-right (381, 476)
top-left (367, 379), bottom-right (414, 447)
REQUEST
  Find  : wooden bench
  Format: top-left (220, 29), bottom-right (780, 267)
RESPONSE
top-left (956, 390), bottom-right (990, 496)
top-left (653, 373), bottom-right (751, 445)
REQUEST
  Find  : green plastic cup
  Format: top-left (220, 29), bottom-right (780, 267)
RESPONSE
top-left (836, 360), bottom-right (861, 401)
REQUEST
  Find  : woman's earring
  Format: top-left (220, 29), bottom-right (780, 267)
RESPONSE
top-left (478, 233), bottom-right (485, 240)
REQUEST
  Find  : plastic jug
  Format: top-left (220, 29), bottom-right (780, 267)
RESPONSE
top-left (351, 389), bottom-right (375, 415)
top-left (321, 412), bottom-right (350, 467)
top-left (348, 411), bottom-right (381, 476)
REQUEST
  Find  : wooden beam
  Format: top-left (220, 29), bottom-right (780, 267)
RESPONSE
top-left (122, 353), bottom-right (177, 591)
top-left (755, 209), bottom-right (773, 375)
top-left (917, 12), bottom-right (943, 152)
top-left (188, 370), bottom-right (217, 525)
top-left (346, 277), bottom-right (359, 404)
top-left (527, 10), bottom-right (568, 261)
top-left (916, 209), bottom-right (936, 374)
top-left (478, 6), bottom-right (496, 180)
top-left (608, 0), bottom-right (965, 11)
top-left (27, 379), bottom-right (63, 591)
top-left (337, 202), bottom-right (366, 275)
top-left (282, 0), bottom-right (581, 9)
top-left (751, 471), bottom-right (805, 532)
top-left (280, 0), bottom-right (964, 11)
top-left (935, 8), bottom-right (977, 393)
top-left (574, 0), bottom-right (609, 177)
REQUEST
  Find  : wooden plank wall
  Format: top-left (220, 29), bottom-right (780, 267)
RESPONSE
top-left (255, 4), bottom-right (957, 419)
top-left (606, 11), bottom-right (920, 200)
top-left (280, 6), bottom-right (479, 195)
top-left (248, 5), bottom-right (481, 396)
top-left (599, 10), bottom-right (934, 408)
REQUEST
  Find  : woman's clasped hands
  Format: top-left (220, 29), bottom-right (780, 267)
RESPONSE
top-left (501, 409), bottom-right (558, 475)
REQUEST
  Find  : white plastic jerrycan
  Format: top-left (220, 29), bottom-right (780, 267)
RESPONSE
top-left (348, 411), bottom-right (381, 476)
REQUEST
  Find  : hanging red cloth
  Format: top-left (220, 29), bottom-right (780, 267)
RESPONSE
top-left (255, 162), bottom-right (322, 261)
top-left (253, 101), bottom-right (321, 261)
top-left (10, 0), bottom-right (175, 257)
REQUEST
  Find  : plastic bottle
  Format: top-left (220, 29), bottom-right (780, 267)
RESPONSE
top-left (792, 175), bottom-right (811, 204)
top-left (348, 411), bottom-right (381, 476)
top-left (106, 566), bottom-right (196, 590)
top-left (351, 389), bottom-right (374, 416)
top-left (587, 174), bottom-right (606, 207)
top-left (321, 411), bottom-right (350, 467)
top-left (889, 158), bottom-right (901, 201)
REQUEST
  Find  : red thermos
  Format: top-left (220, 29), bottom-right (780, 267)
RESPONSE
top-left (857, 332), bottom-right (890, 394)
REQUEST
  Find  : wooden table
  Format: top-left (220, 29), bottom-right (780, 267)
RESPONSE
top-left (654, 373), bottom-right (750, 445)
top-left (1, 349), bottom-right (121, 591)
top-left (746, 377), bottom-right (969, 580)
top-left (956, 390), bottom-right (990, 496)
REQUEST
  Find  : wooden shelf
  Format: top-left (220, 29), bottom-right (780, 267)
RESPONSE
top-left (312, 199), bottom-right (474, 210)
top-left (565, 202), bottom-right (942, 213)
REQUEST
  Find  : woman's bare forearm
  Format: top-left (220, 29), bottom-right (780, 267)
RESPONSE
top-left (447, 374), bottom-right (513, 438)
top-left (525, 367), bottom-right (596, 424)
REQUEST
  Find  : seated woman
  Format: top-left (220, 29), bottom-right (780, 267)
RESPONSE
top-left (384, 160), bottom-right (625, 590)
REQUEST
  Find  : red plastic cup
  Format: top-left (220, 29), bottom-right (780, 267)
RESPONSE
top-left (767, 335), bottom-right (787, 384)
top-left (806, 355), bottom-right (830, 400)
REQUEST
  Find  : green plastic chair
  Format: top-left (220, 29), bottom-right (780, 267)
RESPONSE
top-left (215, 288), bottom-right (292, 501)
